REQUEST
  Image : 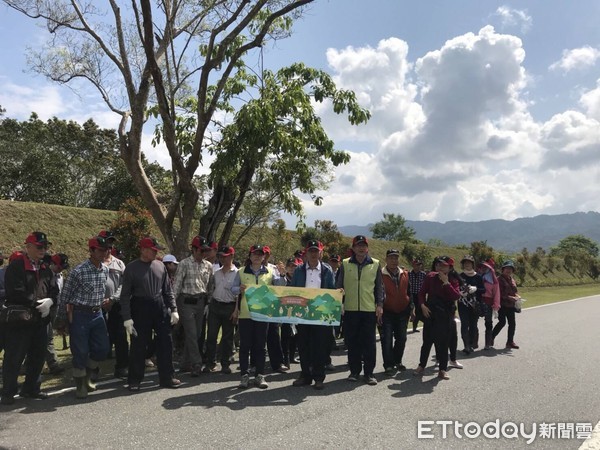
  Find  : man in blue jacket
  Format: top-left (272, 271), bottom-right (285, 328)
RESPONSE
top-left (290, 240), bottom-right (336, 390)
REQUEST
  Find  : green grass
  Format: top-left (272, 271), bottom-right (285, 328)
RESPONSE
top-left (519, 284), bottom-right (600, 308)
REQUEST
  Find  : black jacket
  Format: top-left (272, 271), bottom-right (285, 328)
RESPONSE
top-left (4, 252), bottom-right (58, 312)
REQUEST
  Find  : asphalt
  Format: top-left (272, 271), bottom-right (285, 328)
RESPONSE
top-left (1, 295), bottom-right (599, 449)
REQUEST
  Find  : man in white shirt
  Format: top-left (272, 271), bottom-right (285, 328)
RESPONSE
top-left (204, 246), bottom-right (239, 374)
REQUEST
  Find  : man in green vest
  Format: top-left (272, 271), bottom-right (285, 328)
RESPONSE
top-left (335, 235), bottom-right (384, 385)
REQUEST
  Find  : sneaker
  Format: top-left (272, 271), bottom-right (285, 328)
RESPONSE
top-left (254, 374), bottom-right (269, 389)
top-left (347, 373), bottom-right (359, 382)
top-left (19, 391), bottom-right (49, 399)
top-left (506, 342), bottom-right (520, 349)
top-left (438, 370), bottom-right (450, 380)
top-left (274, 364), bottom-right (289, 373)
top-left (114, 368), bottom-right (129, 379)
top-left (238, 374), bottom-right (250, 389)
top-left (1, 396), bottom-right (15, 405)
top-left (159, 378), bottom-right (181, 389)
top-left (202, 364), bottom-right (218, 373)
top-left (384, 367), bottom-right (397, 376)
top-left (397, 364), bottom-right (406, 372)
top-left (221, 365), bottom-right (232, 375)
top-left (293, 377), bottom-right (312, 387)
top-left (413, 366), bottom-right (424, 377)
top-left (145, 359), bottom-right (155, 368)
top-left (364, 375), bottom-right (378, 386)
top-left (190, 364), bottom-right (202, 377)
top-left (448, 360), bottom-right (463, 369)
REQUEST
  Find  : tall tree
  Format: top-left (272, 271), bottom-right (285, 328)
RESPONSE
top-left (550, 234), bottom-right (600, 258)
top-left (4, 1), bottom-right (369, 257)
top-left (370, 213), bottom-right (416, 242)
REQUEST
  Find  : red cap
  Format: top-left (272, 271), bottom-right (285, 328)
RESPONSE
top-left (217, 246), bottom-right (235, 256)
top-left (249, 245), bottom-right (265, 254)
top-left (139, 237), bottom-right (165, 251)
top-left (25, 231), bottom-right (52, 247)
top-left (98, 230), bottom-right (116, 241)
top-left (89, 237), bottom-right (109, 250)
top-left (305, 239), bottom-right (324, 251)
top-left (263, 245), bottom-right (271, 254)
top-left (208, 241), bottom-right (218, 250)
top-left (329, 254), bottom-right (341, 262)
top-left (352, 235), bottom-right (368, 246)
top-left (51, 253), bottom-right (70, 269)
top-left (191, 235), bottom-right (209, 249)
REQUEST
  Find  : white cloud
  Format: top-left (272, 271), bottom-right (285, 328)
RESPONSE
top-left (493, 6), bottom-right (532, 33)
top-left (302, 26), bottom-right (600, 226)
top-left (549, 46), bottom-right (600, 73)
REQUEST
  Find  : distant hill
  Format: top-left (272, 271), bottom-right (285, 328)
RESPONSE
top-left (339, 212), bottom-right (600, 252)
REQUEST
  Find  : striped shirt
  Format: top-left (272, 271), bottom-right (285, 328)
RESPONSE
top-left (57, 259), bottom-right (108, 319)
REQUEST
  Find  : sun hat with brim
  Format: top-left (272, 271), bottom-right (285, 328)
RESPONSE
top-left (163, 254), bottom-right (178, 264)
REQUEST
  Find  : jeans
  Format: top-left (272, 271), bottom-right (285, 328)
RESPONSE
top-left (128, 297), bottom-right (175, 385)
top-left (205, 301), bottom-right (236, 367)
top-left (344, 311), bottom-right (377, 377)
top-left (296, 324), bottom-right (330, 382)
top-left (238, 318), bottom-right (268, 376)
top-left (381, 311), bottom-right (409, 369)
top-left (2, 321), bottom-right (47, 398)
top-left (493, 306), bottom-right (516, 344)
top-left (69, 309), bottom-right (109, 376)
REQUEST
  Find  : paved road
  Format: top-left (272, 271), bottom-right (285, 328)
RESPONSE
top-left (1, 295), bottom-right (599, 449)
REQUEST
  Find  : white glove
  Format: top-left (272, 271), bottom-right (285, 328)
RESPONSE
top-left (35, 297), bottom-right (54, 318)
top-left (124, 319), bottom-right (137, 337)
top-left (493, 310), bottom-right (498, 320)
top-left (468, 285), bottom-right (477, 294)
top-left (170, 311), bottom-right (179, 325)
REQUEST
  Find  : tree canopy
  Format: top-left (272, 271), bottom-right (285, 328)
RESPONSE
top-left (4, 0), bottom-right (369, 257)
top-left (370, 213), bottom-right (416, 242)
top-left (550, 234), bottom-right (600, 258)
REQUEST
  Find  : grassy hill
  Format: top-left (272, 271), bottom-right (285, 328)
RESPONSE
top-left (1, 199), bottom-right (598, 288)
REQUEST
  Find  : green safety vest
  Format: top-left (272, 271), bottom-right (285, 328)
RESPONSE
top-left (342, 257), bottom-right (380, 312)
top-left (239, 267), bottom-right (274, 319)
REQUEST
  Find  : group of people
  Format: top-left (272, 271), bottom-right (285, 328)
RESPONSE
top-left (0, 230), bottom-right (522, 405)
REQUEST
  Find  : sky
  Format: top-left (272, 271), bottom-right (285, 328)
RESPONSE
top-left (1, 1), bottom-right (600, 228)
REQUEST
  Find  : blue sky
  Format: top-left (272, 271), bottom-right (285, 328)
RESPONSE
top-left (1, 1), bottom-right (600, 227)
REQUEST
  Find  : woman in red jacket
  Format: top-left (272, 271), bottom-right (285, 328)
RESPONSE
top-left (492, 260), bottom-right (521, 349)
top-left (413, 256), bottom-right (461, 380)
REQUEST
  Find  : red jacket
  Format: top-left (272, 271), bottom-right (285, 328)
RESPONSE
top-left (381, 266), bottom-right (411, 314)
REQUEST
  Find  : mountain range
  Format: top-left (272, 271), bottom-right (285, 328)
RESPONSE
top-left (338, 211), bottom-right (600, 252)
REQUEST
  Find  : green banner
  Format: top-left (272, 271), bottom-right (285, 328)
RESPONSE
top-left (245, 285), bottom-right (343, 326)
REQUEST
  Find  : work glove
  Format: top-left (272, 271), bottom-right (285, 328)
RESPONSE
top-left (124, 319), bottom-right (137, 337)
top-left (468, 285), bottom-right (477, 295)
top-left (170, 311), bottom-right (179, 326)
top-left (35, 297), bottom-right (54, 318)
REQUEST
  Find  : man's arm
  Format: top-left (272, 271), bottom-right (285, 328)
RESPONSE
top-left (119, 266), bottom-right (134, 321)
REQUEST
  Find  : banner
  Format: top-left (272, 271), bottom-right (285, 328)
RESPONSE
top-left (245, 285), bottom-right (342, 326)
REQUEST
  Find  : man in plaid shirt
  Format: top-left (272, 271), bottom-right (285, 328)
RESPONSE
top-left (172, 235), bottom-right (214, 377)
top-left (56, 237), bottom-right (110, 399)
top-left (408, 259), bottom-right (427, 333)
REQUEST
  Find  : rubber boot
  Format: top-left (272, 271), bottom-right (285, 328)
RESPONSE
top-left (74, 377), bottom-right (88, 399)
top-left (85, 368), bottom-right (97, 392)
